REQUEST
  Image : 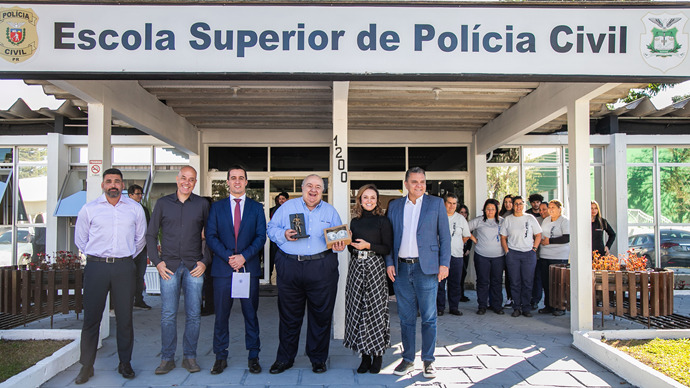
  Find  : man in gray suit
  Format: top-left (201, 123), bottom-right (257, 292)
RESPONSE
top-left (386, 167), bottom-right (451, 379)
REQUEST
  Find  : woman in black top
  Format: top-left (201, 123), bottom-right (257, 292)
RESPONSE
top-left (591, 201), bottom-right (616, 256)
top-left (344, 184), bottom-right (393, 374)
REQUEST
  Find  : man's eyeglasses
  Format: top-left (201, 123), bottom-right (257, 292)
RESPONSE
top-left (131, 192), bottom-right (143, 196)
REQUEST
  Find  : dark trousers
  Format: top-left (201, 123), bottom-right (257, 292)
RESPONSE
top-left (505, 249), bottom-right (537, 313)
top-left (437, 256), bottom-right (463, 311)
top-left (460, 254), bottom-right (470, 297)
top-left (275, 250), bottom-right (339, 364)
top-left (203, 265), bottom-right (214, 312)
top-left (531, 259), bottom-right (543, 306)
top-left (80, 259), bottom-right (135, 366)
top-left (541, 258), bottom-right (567, 309)
top-left (474, 253), bottom-right (505, 311)
top-left (133, 249), bottom-right (147, 304)
top-left (213, 275), bottom-right (260, 360)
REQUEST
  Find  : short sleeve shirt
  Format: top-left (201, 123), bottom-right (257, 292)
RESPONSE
top-left (500, 214), bottom-right (542, 252)
top-left (468, 216), bottom-right (504, 258)
top-left (540, 216), bottom-right (570, 260)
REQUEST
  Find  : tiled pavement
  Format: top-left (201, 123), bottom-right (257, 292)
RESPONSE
top-left (18, 289), bottom-right (690, 387)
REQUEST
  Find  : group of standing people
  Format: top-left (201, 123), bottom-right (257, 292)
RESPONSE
top-left (73, 164), bottom-right (616, 384)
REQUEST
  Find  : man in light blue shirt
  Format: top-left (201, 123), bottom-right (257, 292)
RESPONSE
top-left (267, 174), bottom-right (346, 375)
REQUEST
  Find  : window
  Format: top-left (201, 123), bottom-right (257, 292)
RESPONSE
top-left (348, 147), bottom-right (405, 171)
top-left (208, 147), bottom-right (268, 171)
top-left (408, 147), bottom-right (467, 171)
top-left (271, 147), bottom-right (329, 171)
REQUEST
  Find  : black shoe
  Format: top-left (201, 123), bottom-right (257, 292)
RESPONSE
top-left (393, 360), bottom-right (414, 376)
top-left (269, 360), bottom-right (293, 374)
top-left (312, 362), bottom-right (327, 373)
top-left (75, 365), bottom-right (94, 385)
top-left (200, 308), bottom-right (214, 316)
top-left (248, 358), bottom-right (262, 374)
top-left (552, 309), bottom-right (566, 316)
top-left (493, 308), bottom-right (505, 315)
top-left (511, 310), bottom-right (521, 317)
top-left (531, 302), bottom-right (539, 310)
top-left (476, 308), bottom-right (487, 315)
top-left (211, 359), bottom-right (227, 375)
top-left (539, 307), bottom-right (554, 314)
top-left (357, 354), bottom-right (371, 374)
top-left (370, 356), bottom-right (382, 374)
top-left (460, 296), bottom-right (470, 302)
top-left (133, 301), bottom-right (151, 310)
top-left (523, 311), bottom-right (533, 317)
top-left (118, 362), bottom-right (135, 379)
top-left (449, 309), bottom-right (463, 316)
top-left (437, 310), bottom-right (444, 316)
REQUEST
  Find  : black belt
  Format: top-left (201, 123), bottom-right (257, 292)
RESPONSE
top-left (87, 255), bottom-right (132, 263)
top-left (282, 250), bottom-right (330, 262)
top-left (399, 257), bottom-right (419, 264)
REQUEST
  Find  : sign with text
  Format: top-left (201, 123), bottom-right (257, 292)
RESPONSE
top-left (0, 4), bottom-right (688, 77)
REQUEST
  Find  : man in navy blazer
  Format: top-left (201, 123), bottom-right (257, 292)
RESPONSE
top-left (385, 167), bottom-right (451, 379)
top-left (206, 166), bottom-right (267, 375)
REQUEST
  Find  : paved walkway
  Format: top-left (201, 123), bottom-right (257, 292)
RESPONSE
top-left (16, 289), bottom-right (690, 387)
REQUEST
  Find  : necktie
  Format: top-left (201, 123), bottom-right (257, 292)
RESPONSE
top-left (234, 198), bottom-right (241, 248)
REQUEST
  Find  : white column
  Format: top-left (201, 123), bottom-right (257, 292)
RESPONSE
top-left (567, 99), bottom-right (593, 333)
top-left (606, 133), bottom-right (628, 256)
top-left (189, 153), bottom-right (201, 195)
top-left (472, 133), bottom-right (488, 217)
top-left (86, 103), bottom-right (112, 342)
top-left (332, 81), bottom-right (350, 340)
top-left (46, 133), bottom-right (68, 255)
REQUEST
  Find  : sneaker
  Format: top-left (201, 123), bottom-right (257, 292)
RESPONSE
top-left (422, 361), bottom-right (436, 378)
top-left (504, 299), bottom-right (513, 308)
top-left (181, 358), bottom-right (201, 373)
top-left (155, 360), bottom-right (175, 375)
top-left (393, 360), bottom-right (414, 376)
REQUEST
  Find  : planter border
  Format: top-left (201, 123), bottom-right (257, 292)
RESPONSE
top-left (0, 329), bottom-right (81, 388)
top-left (573, 329), bottom-right (690, 388)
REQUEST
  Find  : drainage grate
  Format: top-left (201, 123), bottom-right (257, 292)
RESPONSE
top-left (621, 312), bottom-right (690, 329)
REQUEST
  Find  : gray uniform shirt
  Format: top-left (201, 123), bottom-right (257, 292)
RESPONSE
top-left (500, 214), bottom-right (542, 252)
top-left (540, 216), bottom-right (570, 260)
top-left (468, 216), bottom-right (504, 258)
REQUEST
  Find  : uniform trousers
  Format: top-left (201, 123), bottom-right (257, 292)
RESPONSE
top-left (275, 250), bottom-right (339, 364)
top-left (213, 275), bottom-right (261, 360)
top-left (505, 249), bottom-right (537, 313)
top-left (531, 259), bottom-right (543, 306)
top-left (436, 256), bottom-right (463, 311)
top-left (474, 253), bottom-right (505, 311)
top-left (133, 248), bottom-right (147, 304)
top-left (80, 259), bottom-right (135, 367)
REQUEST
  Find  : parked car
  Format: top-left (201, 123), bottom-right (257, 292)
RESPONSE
top-left (628, 229), bottom-right (690, 269)
top-left (0, 229), bottom-right (33, 267)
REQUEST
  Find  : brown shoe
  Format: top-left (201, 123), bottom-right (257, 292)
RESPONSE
top-left (155, 360), bottom-right (175, 375)
top-left (182, 358), bottom-right (201, 373)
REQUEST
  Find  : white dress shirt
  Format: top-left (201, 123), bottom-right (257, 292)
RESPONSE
top-left (230, 193), bottom-right (246, 220)
top-left (398, 195), bottom-right (423, 258)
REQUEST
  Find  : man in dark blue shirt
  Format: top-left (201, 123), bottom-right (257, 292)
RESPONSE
top-left (146, 166), bottom-right (209, 375)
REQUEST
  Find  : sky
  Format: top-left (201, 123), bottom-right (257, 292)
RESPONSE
top-left (1, 78), bottom-right (689, 111)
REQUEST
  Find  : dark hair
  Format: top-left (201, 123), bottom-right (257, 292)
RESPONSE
top-left (274, 192), bottom-right (289, 205)
top-left (458, 204), bottom-right (469, 220)
top-left (482, 199), bottom-right (501, 222)
top-left (404, 166), bottom-right (426, 182)
top-left (444, 193), bottom-right (458, 202)
top-left (528, 193), bottom-right (544, 203)
top-left (513, 195), bottom-right (524, 204)
top-left (128, 184), bottom-right (143, 194)
top-left (227, 165), bottom-right (247, 180)
top-left (353, 184), bottom-right (385, 218)
top-left (102, 168), bottom-right (123, 180)
top-left (499, 194), bottom-right (513, 216)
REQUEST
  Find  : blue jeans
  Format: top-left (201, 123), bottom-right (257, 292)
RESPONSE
top-left (474, 253), bottom-right (505, 311)
top-left (160, 264), bottom-right (204, 361)
top-left (505, 249), bottom-right (537, 313)
top-left (393, 261), bottom-right (438, 363)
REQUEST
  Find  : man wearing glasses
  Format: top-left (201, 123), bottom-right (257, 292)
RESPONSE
top-left (128, 184), bottom-right (151, 310)
top-left (266, 174), bottom-right (346, 375)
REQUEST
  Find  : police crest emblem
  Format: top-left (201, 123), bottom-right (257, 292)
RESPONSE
top-left (641, 13), bottom-right (688, 72)
top-left (0, 7), bottom-right (38, 64)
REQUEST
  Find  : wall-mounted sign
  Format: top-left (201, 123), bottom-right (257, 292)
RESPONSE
top-left (0, 4), bottom-right (688, 77)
